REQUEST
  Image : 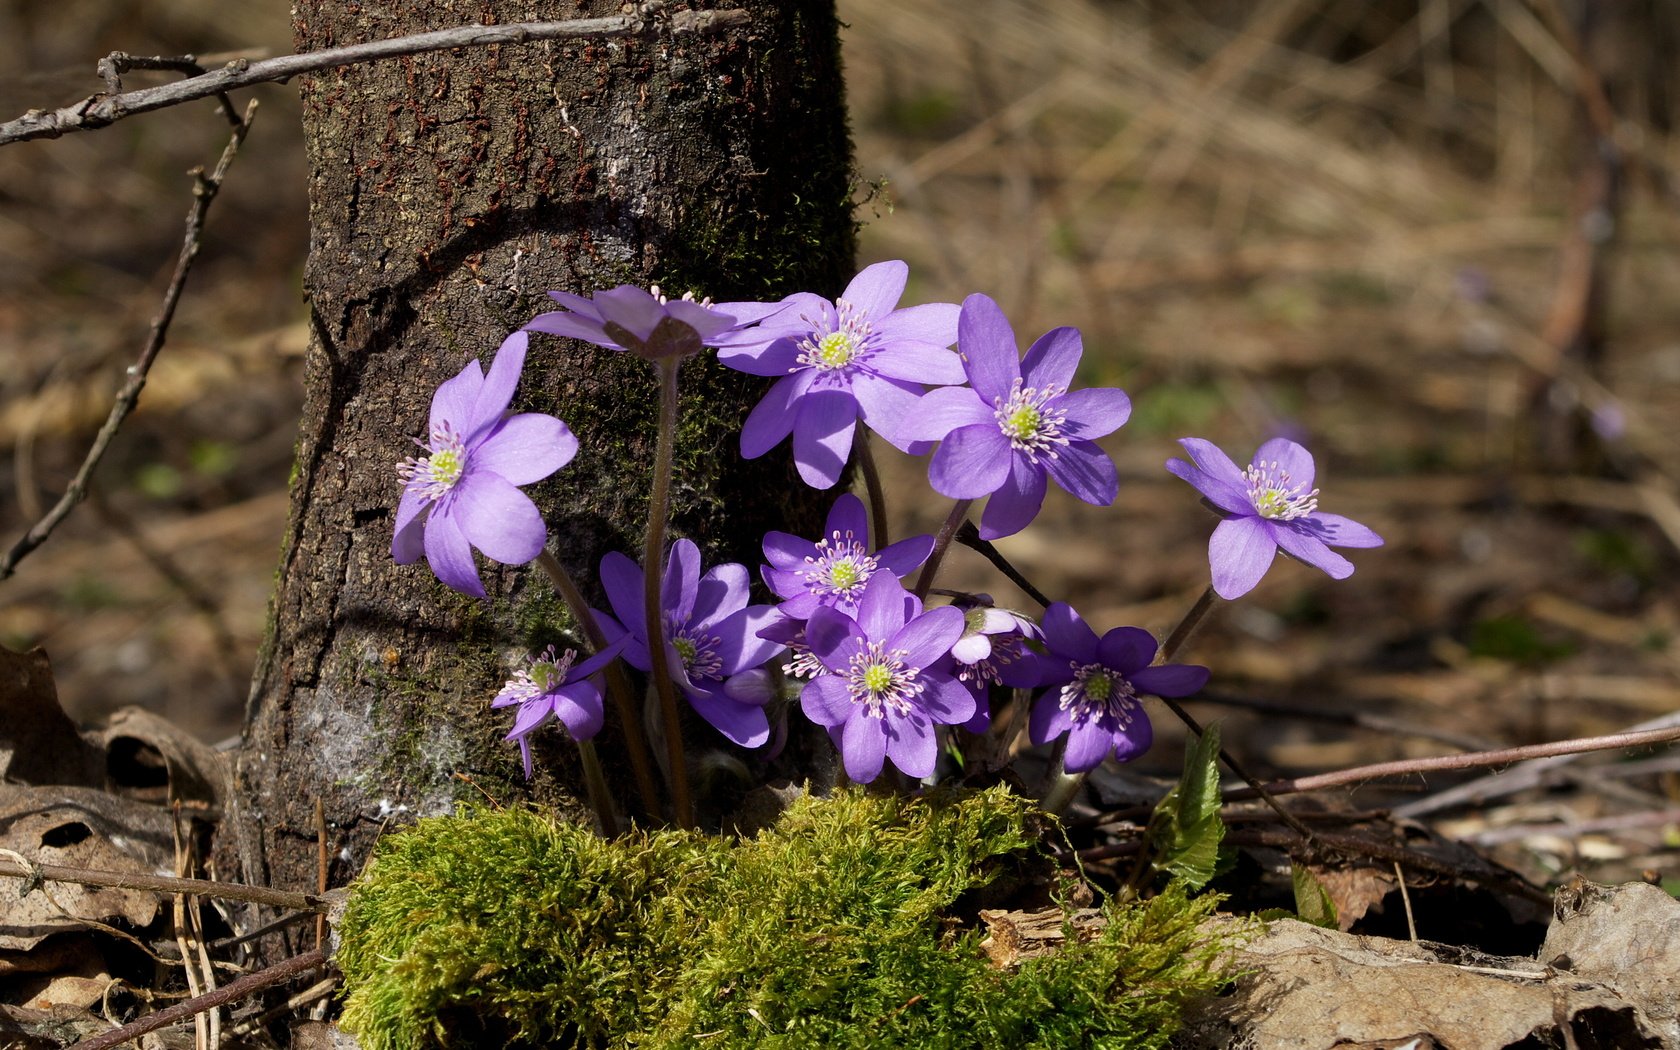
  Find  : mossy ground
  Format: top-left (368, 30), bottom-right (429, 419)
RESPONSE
top-left (335, 787), bottom-right (1236, 1049)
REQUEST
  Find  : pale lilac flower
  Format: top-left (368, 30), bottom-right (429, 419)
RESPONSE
top-left (761, 493), bottom-right (934, 619)
top-left (595, 539), bottom-right (783, 748)
top-left (716, 260), bottom-right (964, 488)
top-left (902, 294), bottom-right (1132, 540)
top-left (1027, 604), bottom-right (1209, 773)
top-left (800, 574), bottom-right (972, 782)
top-left (393, 332), bottom-right (577, 598)
top-left (1166, 437), bottom-right (1384, 600)
top-left (492, 639), bottom-right (625, 779)
top-left (525, 284), bottom-right (784, 361)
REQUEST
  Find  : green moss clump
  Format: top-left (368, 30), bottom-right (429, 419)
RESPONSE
top-left (336, 788), bottom-right (1235, 1050)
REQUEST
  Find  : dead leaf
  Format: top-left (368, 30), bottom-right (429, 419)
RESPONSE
top-left (1541, 881), bottom-right (1680, 1045)
top-left (1185, 913), bottom-right (1668, 1049)
top-left (0, 646), bottom-right (103, 788)
top-left (91, 705), bottom-right (227, 809)
top-left (1308, 863), bottom-right (1396, 931)
top-left (0, 785), bottom-right (173, 951)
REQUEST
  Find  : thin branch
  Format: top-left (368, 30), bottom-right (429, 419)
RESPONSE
top-left (68, 949), bottom-right (328, 1050)
top-left (955, 520), bottom-right (1052, 608)
top-left (0, 99), bottom-right (257, 581)
top-left (0, 855), bottom-right (332, 913)
top-left (0, 10), bottom-right (748, 148)
top-left (1225, 723), bottom-right (1680, 805)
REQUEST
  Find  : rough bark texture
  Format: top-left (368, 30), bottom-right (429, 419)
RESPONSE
top-left (225, 0), bottom-right (853, 928)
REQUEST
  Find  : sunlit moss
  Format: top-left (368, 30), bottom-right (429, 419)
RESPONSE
top-left (336, 788), bottom-right (1236, 1049)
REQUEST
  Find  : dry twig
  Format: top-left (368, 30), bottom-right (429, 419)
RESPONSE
top-left (0, 10), bottom-right (747, 148)
top-left (0, 99), bottom-right (257, 581)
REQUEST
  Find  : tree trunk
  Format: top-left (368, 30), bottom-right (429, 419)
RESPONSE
top-left (224, 0), bottom-right (853, 929)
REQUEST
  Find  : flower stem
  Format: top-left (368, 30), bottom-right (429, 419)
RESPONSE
top-left (574, 740), bottom-right (619, 837)
top-left (534, 549), bottom-right (659, 824)
top-left (646, 358), bottom-right (695, 828)
top-left (912, 498), bottom-right (973, 601)
top-left (1038, 740), bottom-right (1082, 814)
top-left (1160, 584), bottom-right (1217, 663)
top-left (1145, 585), bottom-right (1322, 845)
top-left (855, 432), bottom-right (890, 549)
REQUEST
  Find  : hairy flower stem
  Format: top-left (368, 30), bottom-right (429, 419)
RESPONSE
top-left (912, 499), bottom-right (974, 601)
top-left (574, 741), bottom-right (619, 837)
top-left (855, 433), bottom-right (890, 549)
top-left (646, 359), bottom-right (695, 828)
top-left (534, 549), bottom-right (656, 826)
top-left (1038, 741), bottom-right (1081, 815)
top-left (1160, 584), bottom-right (1217, 663)
top-left (1149, 586), bottom-right (1320, 845)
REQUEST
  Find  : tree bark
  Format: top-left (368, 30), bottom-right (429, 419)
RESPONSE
top-left (224, 0), bottom-right (853, 932)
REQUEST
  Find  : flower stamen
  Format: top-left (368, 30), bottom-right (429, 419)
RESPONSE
top-left (992, 379), bottom-right (1070, 463)
top-left (396, 421), bottom-right (470, 503)
top-left (798, 529), bottom-right (879, 605)
top-left (1058, 662), bottom-right (1140, 727)
top-left (845, 641), bottom-right (923, 717)
top-left (796, 299), bottom-right (873, 373)
top-left (1243, 460), bottom-right (1320, 521)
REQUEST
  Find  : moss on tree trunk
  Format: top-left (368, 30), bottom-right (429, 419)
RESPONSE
top-left (224, 0), bottom-right (855, 929)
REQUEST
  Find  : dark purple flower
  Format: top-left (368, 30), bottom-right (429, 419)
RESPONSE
top-left (1027, 603), bottom-right (1209, 773)
top-left (525, 284), bottom-right (784, 361)
top-left (393, 332), bottom-right (578, 598)
top-left (1165, 437), bottom-right (1384, 600)
top-left (492, 639), bottom-right (625, 778)
top-left (799, 574), bottom-right (972, 782)
top-left (903, 294), bottom-right (1132, 540)
top-left (761, 493), bottom-right (934, 619)
top-left (595, 539), bottom-right (784, 748)
top-left (716, 260), bottom-right (964, 488)
top-left (945, 597), bottom-right (1042, 734)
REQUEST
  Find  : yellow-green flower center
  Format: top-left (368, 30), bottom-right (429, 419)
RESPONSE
top-left (1002, 404), bottom-right (1042, 439)
top-left (673, 637), bottom-right (698, 667)
top-left (828, 560), bottom-right (862, 589)
top-left (1085, 672), bottom-right (1113, 702)
top-left (428, 448), bottom-right (464, 485)
top-left (1242, 460), bottom-right (1320, 521)
top-left (817, 331), bottom-right (856, 368)
top-left (861, 663), bottom-right (893, 694)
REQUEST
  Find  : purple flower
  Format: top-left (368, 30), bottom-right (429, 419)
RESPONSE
top-left (945, 597), bottom-right (1042, 733)
top-left (492, 639), bottom-right (625, 779)
top-left (716, 260), bottom-right (964, 488)
top-left (595, 539), bottom-right (784, 748)
top-left (1027, 604), bottom-right (1209, 773)
top-left (761, 493), bottom-right (935, 619)
top-left (903, 294), bottom-right (1132, 540)
top-left (525, 284), bottom-right (784, 361)
top-left (800, 574), bottom-right (973, 782)
top-left (1165, 437), bottom-right (1384, 600)
top-left (393, 332), bottom-right (578, 598)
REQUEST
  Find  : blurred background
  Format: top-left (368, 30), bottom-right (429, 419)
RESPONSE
top-left (2, 1), bottom-right (1677, 886)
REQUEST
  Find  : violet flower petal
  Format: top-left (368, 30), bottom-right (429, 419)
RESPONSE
top-left (1064, 721), bottom-right (1115, 773)
top-left (957, 293), bottom-right (1021, 402)
top-left (1129, 664), bottom-right (1211, 698)
top-left (1095, 627), bottom-right (1157, 675)
top-left (977, 456), bottom-right (1047, 540)
top-left (1043, 439), bottom-right (1119, 506)
top-left (422, 509), bottom-right (484, 597)
top-left (1273, 524), bottom-right (1355, 579)
top-left (1019, 326), bottom-right (1083, 391)
top-left (1255, 437), bottom-right (1315, 490)
top-left (451, 472), bottom-right (547, 565)
top-left (842, 714), bottom-right (889, 782)
top-left (840, 260), bottom-right (907, 320)
top-left (470, 414), bottom-right (579, 485)
top-left (740, 372), bottom-right (813, 459)
top-left (801, 674), bottom-right (856, 726)
top-left (790, 389), bottom-right (858, 489)
top-left (885, 715), bottom-right (937, 779)
top-left (928, 424), bottom-right (1012, 500)
top-left (1209, 516), bottom-right (1278, 600)
top-left (1309, 512), bottom-right (1384, 548)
